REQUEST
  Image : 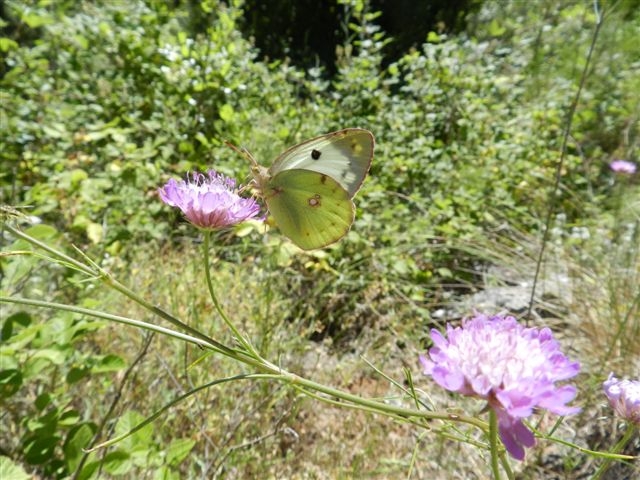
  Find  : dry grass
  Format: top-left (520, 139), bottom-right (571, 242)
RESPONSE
top-left (67, 207), bottom-right (640, 479)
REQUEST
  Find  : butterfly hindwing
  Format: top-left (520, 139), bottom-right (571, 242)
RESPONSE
top-left (269, 128), bottom-right (374, 198)
top-left (264, 169), bottom-right (355, 250)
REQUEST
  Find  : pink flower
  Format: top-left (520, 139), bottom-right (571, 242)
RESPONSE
top-left (609, 160), bottom-right (637, 174)
top-left (603, 374), bottom-right (640, 425)
top-left (159, 171), bottom-right (260, 229)
top-left (420, 313), bottom-right (580, 460)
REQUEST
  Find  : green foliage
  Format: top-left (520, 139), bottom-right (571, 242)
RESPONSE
top-left (2, 0), bottom-right (639, 477)
top-left (0, 305), bottom-right (100, 478)
top-left (4, 0), bottom-right (634, 263)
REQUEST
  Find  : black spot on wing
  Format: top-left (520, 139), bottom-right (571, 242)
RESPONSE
top-left (311, 149), bottom-right (322, 160)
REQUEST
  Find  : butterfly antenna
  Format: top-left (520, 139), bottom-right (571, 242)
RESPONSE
top-left (225, 140), bottom-right (258, 168)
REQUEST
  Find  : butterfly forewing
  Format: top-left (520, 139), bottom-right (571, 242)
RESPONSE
top-left (265, 169), bottom-right (355, 250)
top-left (269, 128), bottom-right (374, 198)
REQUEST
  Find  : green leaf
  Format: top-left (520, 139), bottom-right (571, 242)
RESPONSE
top-left (0, 369), bottom-right (23, 398)
top-left (153, 465), bottom-right (180, 480)
top-left (0, 37), bottom-right (19, 52)
top-left (437, 267), bottom-right (453, 278)
top-left (21, 11), bottom-right (53, 28)
top-left (91, 354), bottom-right (126, 373)
top-left (35, 393), bottom-right (51, 410)
top-left (33, 348), bottom-right (66, 365)
top-left (488, 18), bottom-right (506, 36)
top-left (1, 312), bottom-right (31, 341)
top-left (77, 460), bottom-right (100, 480)
top-left (426, 31), bottom-right (441, 43)
top-left (194, 132), bottom-right (209, 147)
top-left (66, 367), bottom-right (90, 384)
top-left (102, 450), bottom-right (132, 475)
top-left (218, 103), bottom-right (234, 122)
top-left (23, 357), bottom-right (55, 379)
top-left (23, 435), bottom-right (58, 465)
top-left (59, 409), bottom-right (81, 427)
top-left (115, 411), bottom-right (154, 451)
top-left (0, 456), bottom-right (31, 480)
top-left (64, 423), bottom-right (96, 472)
top-left (0, 323), bottom-right (41, 354)
top-left (69, 168), bottom-right (89, 186)
top-left (42, 123), bottom-right (68, 139)
top-left (86, 222), bottom-right (104, 244)
top-left (165, 438), bottom-right (196, 466)
top-left (24, 224), bottom-right (59, 241)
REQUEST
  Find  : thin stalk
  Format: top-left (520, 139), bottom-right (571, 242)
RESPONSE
top-left (202, 231), bottom-right (261, 358)
top-left (3, 296), bottom-right (227, 356)
top-left (489, 410), bottom-right (503, 480)
top-left (527, 0), bottom-right (603, 321)
top-left (5, 224), bottom-right (96, 277)
top-left (590, 425), bottom-right (638, 480)
top-left (105, 275), bottom-right (232, 353)
top-left (5, 224), bottom-right (228, 352)
top-left (1, 296), bottom-right (482, 427)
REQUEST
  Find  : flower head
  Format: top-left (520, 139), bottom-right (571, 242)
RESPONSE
top-left (603, 374), bottom-right (640, 425)
top-left (159, 170), bottom-right (260, 229)
top-left (609, 160), bottom-right (637, 174)
top-left (420, 313), bottom-right (581, 460)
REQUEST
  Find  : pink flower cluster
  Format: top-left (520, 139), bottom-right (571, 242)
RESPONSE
top-left (609, 160), bottom-right (637, 174)
top-left (603, 373), bottom-right (640, 425)
top-left (158, 171), bottom-right (260, 229)
top-left (420, 313), bottom-right (580, 460)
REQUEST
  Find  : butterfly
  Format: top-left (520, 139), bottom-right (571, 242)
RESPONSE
top-left (236, 128), bottom-right (375, 250)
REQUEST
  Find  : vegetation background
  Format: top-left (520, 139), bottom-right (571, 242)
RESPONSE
top-left (1, 0), bottom-right (639, 478)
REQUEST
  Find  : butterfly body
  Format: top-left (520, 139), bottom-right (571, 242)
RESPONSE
top-left (248, 128), bottom-right (374, 250)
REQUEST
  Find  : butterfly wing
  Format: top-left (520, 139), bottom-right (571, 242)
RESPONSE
top-left (264, 169), bottom-right (355, 250)
top-left (269, 128), bottom-right (374, 198)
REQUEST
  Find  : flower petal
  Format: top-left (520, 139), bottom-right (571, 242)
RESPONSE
top-left (158, 170), bottom-right (261, 230)
top-left (420, 313), bottom-right (580, 460)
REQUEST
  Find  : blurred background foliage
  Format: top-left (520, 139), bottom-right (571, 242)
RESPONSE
top-left (2, 0), bottom-right (637, 318)
top-left (2, 0), bottom-right (637, 250)
top-left (1, 0), bottom-right (639, 478)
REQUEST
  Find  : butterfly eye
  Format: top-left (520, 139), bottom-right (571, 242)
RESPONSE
top-left (311, 149), bottom-right (322, 160)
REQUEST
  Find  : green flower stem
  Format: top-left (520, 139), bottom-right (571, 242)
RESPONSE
top-left (105, 274), bottom-right (232, 354)
top-left (3, 225), bottom-right (488, 438)
top-left (6, 224), bottom-right (96, 277)
top-left (5, 224), bottom-right (228, 353)
top-left (290, 377), bottom-right (485, 430)
top-left (541, 432), bottom-right (635, 460)
top-left (1, 293), bottom-right (486, 430)
top-left (87, 373), bottom-right (269, 451)
top-left (202, 231), bottom-right (262, 359)
top-left (592, 425), bottom-right (638, 480)
top-left (488, 409), bottom-right (503, 480)
top-left (2, 296), bottom-right (214, 350)
top-left (1, 295), bottom-right (280, 375)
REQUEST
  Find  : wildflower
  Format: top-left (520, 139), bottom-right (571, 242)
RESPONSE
top-left (603, 374), bottom-right (640, 425)
top-left (158, 170), bottom-right (260, 229)
top-left (609, 160), bottom-right (637, 174)
top-left (420, 313), bottom-right (581, 460)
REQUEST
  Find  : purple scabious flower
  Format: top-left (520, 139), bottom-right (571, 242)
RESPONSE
top-left (158, 170), bottom-right (261, 229)
top-left (609, 160), bottom-right (637, 174)
top-left (420, 313), bottom-right (581, 461)
top-left (603, 373), bottom-right (640, 425)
